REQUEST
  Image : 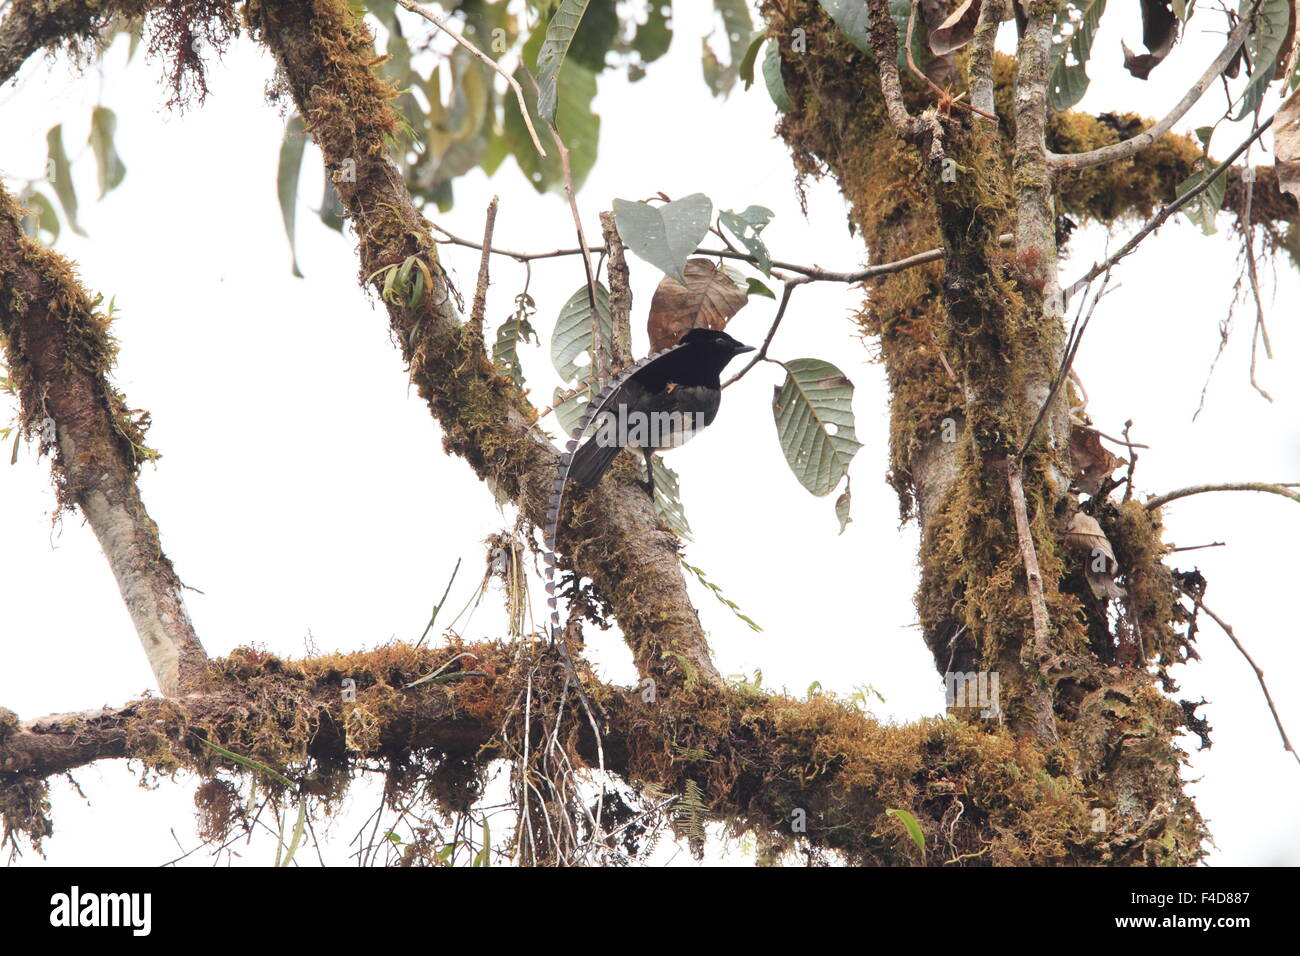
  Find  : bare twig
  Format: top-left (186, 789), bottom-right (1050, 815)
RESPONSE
top-left (1239, 133), bottom-right (1275, 403)
top-left (1065, 117), bottom-right (1275, 300)
top-left (1178, 586), bottom-right (1300, 769)
top-left (723, 277), bottom-right (810, 387)
top-left (1048, 5), bottom-right (1260, 171)
top-left (393, 0), bottom-right (546, 158)
top-left (431, 224), bottom-right (1016, 285)
top-left (469, 196), bottom-right (498, 333)
top-left (1006, 456), bottom-right (1059, 745)
top-left (1169, 541), bottom-right (1225, 552)
top-left (1145, 482), bottom-right (1300, 510)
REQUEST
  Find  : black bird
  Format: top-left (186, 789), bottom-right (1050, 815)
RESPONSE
top-left (568, 327), bottom-right (754, 497)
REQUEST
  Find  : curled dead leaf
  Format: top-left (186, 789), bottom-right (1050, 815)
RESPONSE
top-left (1068, 425), bottom-right (1124, 496)
top-left (1276, 87), bottom-right (1300, 205)
top-left (1065, 512), bottom-right (1126, 600)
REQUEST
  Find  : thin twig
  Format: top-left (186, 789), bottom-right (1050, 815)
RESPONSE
top-left (722, 278), bottom-right (809, 387)
top-left (1048, 3), bottom-right (1261, 170)
top-left (1178, 586), bottom-right (1300, 769)
top-left (600, 210), bottom-right (634, 369)
top-left (1018, 269), bottom-right (1112, 460)
top-left (1239, 128), bottom-right (1275, 403)
top-left (1169, 542), bottom-right (1225, 552)
top-left (521, 69), bottom-right (605, 383)
top-left (469, 196), bottom-right (498, 333)
top-left (905, 0), bottom-right (997, 120)
top-left (1065, 118), bottom-right (1274, 300)
top-left (431, 224), bottom-right (1016, 285)
top-left (1145, 482), bottom-right (1300, 510)
top-left (392, 0), bottom-right (546, 158)
top-left (1005, 455), bottom-right (1059, 746)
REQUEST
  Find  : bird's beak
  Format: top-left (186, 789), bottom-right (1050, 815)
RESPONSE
top-left (736, 344), bottom-right (756, 354)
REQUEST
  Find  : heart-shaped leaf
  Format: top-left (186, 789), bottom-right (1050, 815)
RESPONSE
top-left (612, 194), bottom-right (713, 283)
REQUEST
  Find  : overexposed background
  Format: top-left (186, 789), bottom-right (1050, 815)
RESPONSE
top-left (1, 2), bottom-right (1297, 865)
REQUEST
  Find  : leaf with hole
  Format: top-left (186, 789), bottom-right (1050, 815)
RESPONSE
top-left (551, 283), bottom-right (612, 382)
top-left (772, 359), bottom-right (862, 497)
top-left (719, 205), bottom-right (775, 276)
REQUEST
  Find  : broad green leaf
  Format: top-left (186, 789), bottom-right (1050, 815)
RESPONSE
top-left (612, 193), bottom-right (713, 283)
top-left (505, 26), bottom-right (600, 193)
top-left (886, 808), bottom-right (926, 860)
top-left (1048, 0), bottom-right (1107, 111)
top-left (45, 125), bottom-right (86, 237)
top-left (772, 358), bottom-right (862, 497)
top-left (277, 114), bottom-right (307, 277)
top-left (746, 277), bottom-right (775, 299)
top-left (551, 283), bottom-right (612, 382)
top-left (88, 107), bottom-right (126, 199)
top-left (1234, 0), bottom-right (1291, 120)
top-left (719, 205), bottom-right (775, 276)
top-left (702, 0), bottom-right (753, 96)
top-left (652, 456), bottom-right (692, 540)
top-left (762, 39), bottom-right (791, 111)
top-left (633, 1), bottom-right (673, 64)
top-left (567, 0), bottom-right (619, 72)
top-left (554, 383), bottom-right (595, 434)
top-left (818, 0), bottom-right (871, 53)
top-left (536, 0), bottom-right (591, 124)
top-left (1176, 161), bottom-right (1228, 235)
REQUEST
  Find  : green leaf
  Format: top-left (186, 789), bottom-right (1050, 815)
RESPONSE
top-left (633, 1), bottom-right (673, 64)
top-left (746, 277), bottom-right (775, 299)
top-left (494, 293), bottom-right (539, 388)
top-left (535, 0), bottom-right (591, 124)
top-left (720, 205), bottom-right (775, 277)
top-left (1176, 162), bottom-right (1228, 235)
top-left (551, 283), bottom-right (612, 382)
top-left (818, 0), bottom-right (872, 54)
top-left (277, 114), bottom-right (307, 278)
top-left (1234, 0), bottom-right (1291, 120)
top-left (88, 107), bottom-right (126, 199)
top-left (554, 383), bottom-right (595, 434)
top-left (702, 0), bottom-right (753, 96)
top-left (762, 39), bottom-right (791, 111)
top-left (21, 191), bottom-right (60, 242)
top-left (738, 29), bottom-right (767, 89)
top-left (567, 0), bottom-right (619, 72)
top-left (504, 44), bottom-right (599, 193)
top-left (45, 125), bottom-right (86, 237)
top-left (772, 358), bottom-right (863, 497)
top-left (652, 456), bottom-right (692, 540)
top-left (1048, 1), bottom-right (1108, 112)
top-left (318, 175), bottom-right (346, 232)
top-left (682, 559), bottom-right (763, 630)
top-left (612, 193), bottom-right (713, 283)
top-left (886, 808), bottom-right (926, 861)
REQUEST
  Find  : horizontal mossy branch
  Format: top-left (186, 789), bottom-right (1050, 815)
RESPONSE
top-left (1, 639), bottom-right (1109, 865)
top-left (0, 183), bottom-right (208, 697)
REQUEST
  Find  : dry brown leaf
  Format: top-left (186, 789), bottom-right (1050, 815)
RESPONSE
top-left (1123, 0), bottom-right (1179, 80)
top-left (928, 0), bottom-right (1014, 56)
top-left (1276, 86), bottom-right (1300, 205)
top-left (647, 258), bottom-right (748, 352)
top-left (1069, 425), bottom-right (1124, 496)
top-left (1065, 512), bottom-right (1126, 600)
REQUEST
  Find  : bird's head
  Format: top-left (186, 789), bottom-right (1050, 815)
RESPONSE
top-left (678, 327), bottom-right (755, 357)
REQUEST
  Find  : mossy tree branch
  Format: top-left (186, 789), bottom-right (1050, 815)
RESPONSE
top-left (0, 183), bottom-right (209, 696)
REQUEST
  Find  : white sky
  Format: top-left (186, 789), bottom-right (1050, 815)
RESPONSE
top-left (0, 2), bottom-right (1297, 866)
